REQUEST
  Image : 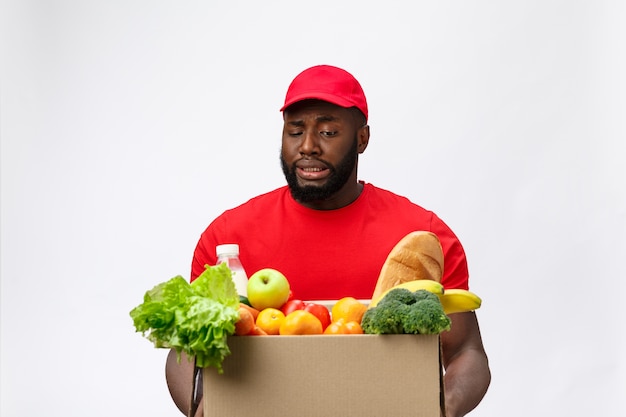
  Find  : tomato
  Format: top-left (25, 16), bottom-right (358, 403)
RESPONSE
top-left (344, 320), bottom-right (364, 334)
top-left (324, 320), bottom-right (350, 334)
top-left (280, 299), bottom-right (306, 316)
top-left (323, 318), bottom-right (363, 335)
top-left (304, 303), bottom-right (331, 331)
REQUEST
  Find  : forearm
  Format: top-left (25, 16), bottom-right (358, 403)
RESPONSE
top-left (165, 349), bottom-right (204, 417)
top-left (443, 347), bottom-right (490, 417)
top-left (439, 312), bottom-right (491, 417)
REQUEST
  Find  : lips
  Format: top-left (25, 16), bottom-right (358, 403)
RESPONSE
top-left (295, 160), bottom-right (330, 181)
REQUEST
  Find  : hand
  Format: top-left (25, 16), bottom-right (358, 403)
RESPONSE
top-left (194, 400), bottom-right (204, 417)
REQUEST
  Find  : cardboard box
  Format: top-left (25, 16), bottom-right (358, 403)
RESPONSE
top-left (203, 334), bottom-right (443, 417)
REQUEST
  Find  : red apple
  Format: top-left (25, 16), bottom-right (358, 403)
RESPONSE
top-left (281, 299), bottom-right (306, 316)
top-left (304, 303), bottom-right (331, 331)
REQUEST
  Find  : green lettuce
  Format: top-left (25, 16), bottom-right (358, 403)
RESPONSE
top-left (130, 263), bottom-right (240, 372)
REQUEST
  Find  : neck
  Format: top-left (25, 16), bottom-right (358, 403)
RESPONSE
top-left (298, 181), bottom-right (363, 210)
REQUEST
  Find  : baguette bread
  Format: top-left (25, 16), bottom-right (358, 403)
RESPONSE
top-left (370, 231), bottom-right (444, 302)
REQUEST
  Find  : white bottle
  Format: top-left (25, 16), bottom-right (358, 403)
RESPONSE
top-left (216, 244), bottom-right (248, 296)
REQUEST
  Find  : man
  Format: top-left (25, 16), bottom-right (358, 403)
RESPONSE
top-left (165, 65), bottom-right (490, 417)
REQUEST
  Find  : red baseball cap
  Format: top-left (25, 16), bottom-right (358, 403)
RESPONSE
top-left (280, 65), bottom-right (368, 121)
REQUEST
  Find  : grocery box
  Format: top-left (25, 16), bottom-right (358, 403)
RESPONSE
top-left (203, 334), bottom-right (444, 417)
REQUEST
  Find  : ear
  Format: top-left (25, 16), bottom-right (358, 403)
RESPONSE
top-left (357, 125), bottom-right (370, 154)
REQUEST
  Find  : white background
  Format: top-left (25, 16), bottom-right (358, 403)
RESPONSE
top-left (2, 1), bottom-right (625, 416)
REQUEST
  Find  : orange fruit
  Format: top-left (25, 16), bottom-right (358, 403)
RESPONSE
top-left (279, 310), bottom-right (323, 335)
top-left (331, 297), bottom-right (367, 324)
top-left (255, 308), bottom-right (285, 335)
top-left (235, 307), bottom-right (255, 336)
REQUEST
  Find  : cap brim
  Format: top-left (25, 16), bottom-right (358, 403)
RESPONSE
top-left (280, 91), bottom-right (357, 112)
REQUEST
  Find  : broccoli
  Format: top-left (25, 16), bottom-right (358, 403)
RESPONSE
top-left (362, 288), bottom-right (451, 335)
top-left (402, 299), bottom-right (451, 334)
top-left (377, 288), bottom-right (418, 305)
top-left (361, 300), bottom-right (408, 334)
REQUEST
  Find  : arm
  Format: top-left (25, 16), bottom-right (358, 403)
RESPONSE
top-left (440, 311), bottom-right (491, 417)
top-left (165, 349), bottom-right (204, 417)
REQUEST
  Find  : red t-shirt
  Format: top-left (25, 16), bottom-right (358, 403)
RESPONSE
top-left (191, 183), bottom-right (469, 300)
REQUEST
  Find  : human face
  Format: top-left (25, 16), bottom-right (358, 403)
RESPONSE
top-left (280, 100), bottom-right (369, 208)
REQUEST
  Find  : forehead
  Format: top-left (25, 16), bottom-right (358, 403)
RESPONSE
top-left (283, 99), bottom-right (353, 122)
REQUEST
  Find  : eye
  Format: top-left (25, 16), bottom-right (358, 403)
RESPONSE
top-left (288, 130), bottom-right (303, 137)
top-left (321, 130), bottom-right (338, 137)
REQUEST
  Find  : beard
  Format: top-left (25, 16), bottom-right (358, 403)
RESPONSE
top-left (280, 136), bottom-right (358, 203)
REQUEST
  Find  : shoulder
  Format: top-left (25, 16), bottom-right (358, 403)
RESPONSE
top-left (223, 186), bottom-right (290, 213)
top-left (362, 183), bottom-right (433, 215)
top-left (196, 185), bottom-right (289, 250)
top-left (365, 183), bottom-right (407, 199)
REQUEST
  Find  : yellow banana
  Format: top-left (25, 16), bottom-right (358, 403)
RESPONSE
top-left (438, 289), bottom-right (482, 314)
top-left (369, 280), bottom-right (445, 308)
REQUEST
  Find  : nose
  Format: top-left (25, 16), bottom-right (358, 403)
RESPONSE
top-left (299, 130), bottom-right (320, 156)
